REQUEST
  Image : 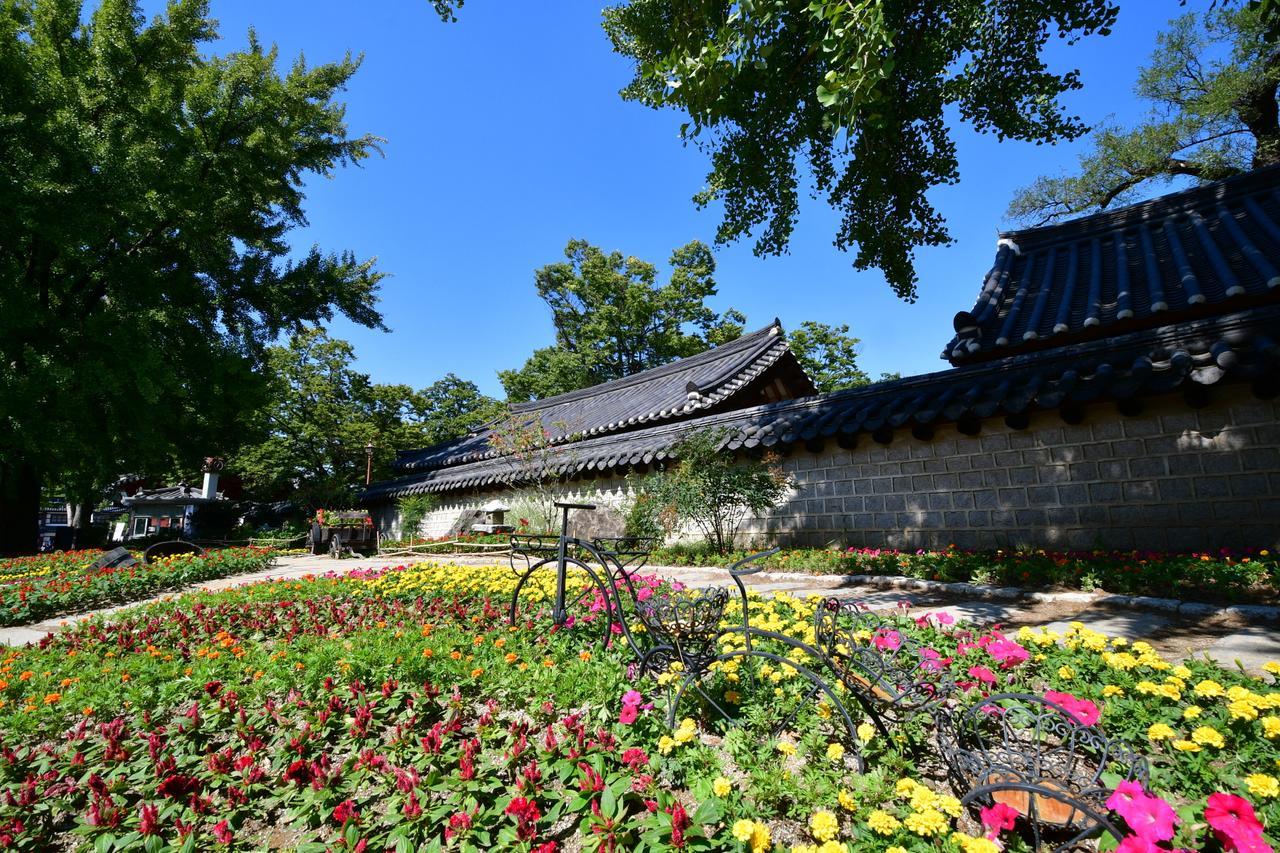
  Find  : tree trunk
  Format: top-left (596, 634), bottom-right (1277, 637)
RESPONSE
top-left (0, 461), bottom-right (40, 557)
top-left (67, 497), bottom-right (95, 549)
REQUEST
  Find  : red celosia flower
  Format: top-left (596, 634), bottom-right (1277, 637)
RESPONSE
top-left (156, 774), bottom-right (202, 800)
top-left (332, 799), bottom-right (358, 825)
top-left (212, 820), bottom-right (233, 845)
top-left (283, 759), bottom-right (313, 786)
top-left (669, 802), bottom-right (690, 848)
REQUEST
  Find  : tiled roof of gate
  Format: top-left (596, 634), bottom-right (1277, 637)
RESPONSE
top-left (362, 305), bottom-right (1280, 500)
top-left (944, 166), bottom-right (1280, 365)
top-left (391, 320), bottom-right (814, 473)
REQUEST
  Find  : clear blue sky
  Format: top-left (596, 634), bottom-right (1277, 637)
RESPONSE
top-left (187, 0), bottom-right (1203, 397)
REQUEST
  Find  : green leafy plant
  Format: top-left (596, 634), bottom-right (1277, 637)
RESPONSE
top-left (645, 429), bottom-right (790, 555)
top-left (397, 494), bottom-right (439, 543)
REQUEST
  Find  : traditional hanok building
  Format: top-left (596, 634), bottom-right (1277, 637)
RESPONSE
top-left (364, 168), bottom-right (1280, 551)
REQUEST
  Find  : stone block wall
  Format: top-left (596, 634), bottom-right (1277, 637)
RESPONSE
top-left (372, 385), bottom-right (1280, 552)
top-left (744, 385), bottom-right (1280, 551)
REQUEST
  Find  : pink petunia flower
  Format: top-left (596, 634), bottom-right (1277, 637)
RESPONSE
top-left (980, 802), bottom-right (1020, 838)
top-left (1205, 793), bottom-right (1271, 852)
top-left (985, 636), bottom-right (1029, 668)
top-left (967, 665), bottom-right (998, 685)
top-left (1044, 690), bottom-right (1102, 727)
top-left (872, 629), bottom-right (903, 652)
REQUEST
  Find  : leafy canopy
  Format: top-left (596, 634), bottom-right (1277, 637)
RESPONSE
top-left (499, 239), bottom-right (746, 401)
top-left (603, 0), bottom-right (1117, 300)
top-left (1009, 5), bottom-right (1280, 225)
top-left (233, 330), bottom-right (502, 509)
top-left (0, 0), bottom-right (384, 538)
top-left (785, 321), bottom-right (872, 393)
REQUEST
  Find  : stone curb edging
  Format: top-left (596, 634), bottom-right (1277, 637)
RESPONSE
top-left (656, 566), bottom-right (1280, 623)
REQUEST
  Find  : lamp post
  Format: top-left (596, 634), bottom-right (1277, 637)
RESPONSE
top-left (365, 441), bottom-right (374, 486)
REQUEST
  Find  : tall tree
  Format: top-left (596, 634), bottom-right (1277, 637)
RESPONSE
top-left (603, 0), bottom-right (1118, 300)
top-left (1010, 5), bottom-right (1279, 225)
top-left (0, 0), bottom-right (384, 554)
top-left (234, 331), bottom-right (500, 508)
top-left (499, 239), bottom-right (745, 401)
top-left (785, 322), bottom-right (872, 393)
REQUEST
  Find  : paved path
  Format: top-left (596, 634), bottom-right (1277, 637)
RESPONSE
top-left (2, 554), bottom-right (1277, 675)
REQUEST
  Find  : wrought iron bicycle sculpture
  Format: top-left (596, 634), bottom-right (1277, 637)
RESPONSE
top-left (507, 503), bottom-right (862, 755)
top-left (938, 693), bottom-right (1149, 852)
top-left (507, 503), bottom-right (1150, 850)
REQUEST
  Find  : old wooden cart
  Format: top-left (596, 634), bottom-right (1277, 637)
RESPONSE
top-left (309, 509), bottom-right (377, 557)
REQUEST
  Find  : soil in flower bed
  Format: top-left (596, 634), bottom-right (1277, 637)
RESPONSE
top-left (0, 562), bottom-right (1275, 851)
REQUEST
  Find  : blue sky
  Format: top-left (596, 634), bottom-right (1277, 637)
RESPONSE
top-left (190, 0), bottom-right (1202, 397)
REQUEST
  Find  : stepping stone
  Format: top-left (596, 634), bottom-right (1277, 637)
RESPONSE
top-left (1039, 609), bottom-right (1174, 641)
top-left (1201, 627), bottom-right (1280, 677)
top-left (919, 601), bottom-right (1029, 625)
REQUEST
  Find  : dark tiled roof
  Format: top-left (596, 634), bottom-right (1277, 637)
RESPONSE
top-left (392, 321), bottom-right (815, 473)
top-left (123, 486), bottom-right (224, 505)
top-left (363, 306), bottom-right (1280, 500)
top-left (944, 166), bottom-right (1280, 365)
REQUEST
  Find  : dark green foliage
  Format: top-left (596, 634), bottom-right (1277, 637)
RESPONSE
top-left (603, 0), bottom-right (1117, 299)
top-left (397, 493), bottom-right (439, 540)
top-left (0, 0), bottom-right (386, 553)
top-left (499, 239), bottom-right (745, 401)
top-left (233, 330), bottom-right (501, 508)
top-left (1010, 5), bottom-right (1280, 224)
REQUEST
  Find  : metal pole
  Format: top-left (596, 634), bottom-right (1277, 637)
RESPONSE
top-left (554, 505), bottom-right (569, 625)
top-left (365, 442), bottom-right (374, 486)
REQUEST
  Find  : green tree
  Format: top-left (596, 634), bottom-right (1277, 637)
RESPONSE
top-left (1010, 6), bottom-right (1279, 225)
top-left (786, 321), bottom-right (872, 393)
top-left (602, 0), bottom-right (1117, 300)
top-left (499, 239), bottom-right (745, 401)
top-left (0, 0), bottom-right (385, 555)
top-left (647, 428), bottom-right (790, 554)
top-left (234, 330), bottom-right (499, 508)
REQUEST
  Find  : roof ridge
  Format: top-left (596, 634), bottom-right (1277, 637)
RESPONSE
top-left (999, 163), bottom-right (1280, 247)
top-left (507, 320), bottom-right (783, 411)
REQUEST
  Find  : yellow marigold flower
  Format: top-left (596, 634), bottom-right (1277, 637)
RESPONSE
top-left (1173, 665), bottom-right (1193, 679)
top-left (1245, 773), bottom-right (1279, 798)
top-left (826, 742), bottom-right (845, 762)
top-left (732, 819), bottom-right (756, 843)
top-left (936, 795), bottom-right (963, 818)
top-left (887, 848), bottom-right (908, 853)
top-left (1172, 739), bottom-right (1201, 753)
top-left (1103, 685), bottom-right (1125, 697)
top-left (1263, 661), bottom-right (1280, 676)
top-left (750, 821), bottom-right (771, 853)
top-left (866, 810), bottom-right (901, 835)
top-left (909, 786), bottom-right (938, 812)
top-left (1181, 706), bottom-right (1202, 720)
top-left (776, 740), bottom-right (796, 757)
top-left (904, 808), bottom-right (949, 837)
top-left (1194, 680), bottom-right (1225, 698)
top-left (895, 778), bottom-right (919, 796)
top-left (1135, 681), bottom-right (1159, 695)
top-left (1229, 699), bottom-right (1260, 721)
top-left (1263, 716), bottom-right (1280, 738)
top-left (809, 809), bottom-right (839, 842)
top-left (837, 789), bottom-right (858, 812)
top-left (725, 690), bottom-right (741, 704)
top-left (816, 701), bottom-right (832, 719)
top-left (816, 843), bottom-right (844, 853)
top-left (857, 722), bottom-right (876, 743)
top-left (657, 735), bottom-right (675, 755)
top-left (1058, 666), bottom-right (1075, 680)
top-left (713, 777), bottom-right (732, 797)
top-left (1148, 723), bottom-right (1176, 741)
top-left (1192, 726), bottom-right (1225, 748)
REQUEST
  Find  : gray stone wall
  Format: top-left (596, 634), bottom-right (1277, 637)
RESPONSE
top-left (744, 385), bottom-right (1280, 551)
top-left (373, 385), bottom-right (1280, 552)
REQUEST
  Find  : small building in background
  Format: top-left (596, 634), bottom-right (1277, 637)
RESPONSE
top-left (121, 458), bottom-right (230, 540)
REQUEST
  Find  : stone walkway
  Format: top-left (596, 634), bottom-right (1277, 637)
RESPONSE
top-left (1, 554), bottom-right (1277, 675)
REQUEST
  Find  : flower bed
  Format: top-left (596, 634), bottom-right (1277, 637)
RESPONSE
top-left (0, 547), bottom-right (276, 626)
top-left (650, 544), bottom-right (1280, 602)
top-left (0, 563), bottom-right (1274, 851)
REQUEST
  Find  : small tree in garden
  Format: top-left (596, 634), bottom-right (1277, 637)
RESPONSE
top-left (488, 410), bottom-right (581, 532)
top-left (397, 494), bottom-right (438, 543)
top-left (650, 429), bottom-right (790, 554)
